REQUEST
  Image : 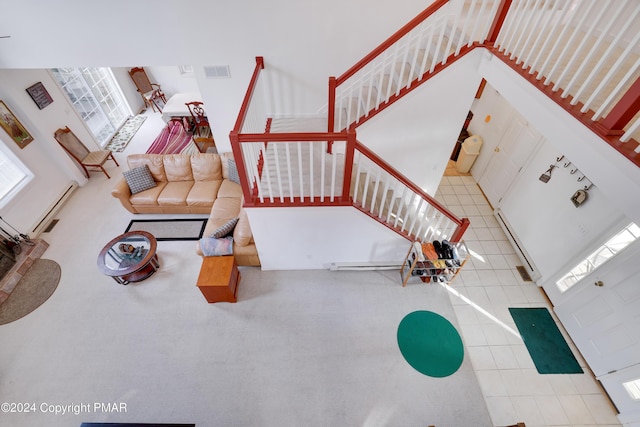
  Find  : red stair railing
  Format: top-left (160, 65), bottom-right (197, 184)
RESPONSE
top-left (230, 56), bottom-right (469, 243)
top-left (327, 0), bottom-right (640, 164)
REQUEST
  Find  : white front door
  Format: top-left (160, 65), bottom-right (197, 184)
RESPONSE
top-left (555, 242), bottom-right (640, 423)
top-left (599, 364), bottom-right (640, 425)
top-left (478, 113), bottom-right (542, 207)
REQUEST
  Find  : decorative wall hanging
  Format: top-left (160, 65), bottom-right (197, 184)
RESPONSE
top-left (26, 82), bottom-right (53, 110)
top-left (571, 186), bottom-right (592, 207)
top-left (540, 155), bottom-right (565, 183)
top-left (539, 164), bottom-right (556, 183)
top-left (0, 100), bottom-right (33, 149)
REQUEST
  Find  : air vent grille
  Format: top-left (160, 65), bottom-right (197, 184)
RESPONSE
top-left (204, 65), bottom-right (231, 79)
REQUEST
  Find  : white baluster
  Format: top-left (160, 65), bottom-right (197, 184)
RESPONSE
top-left (496, 0), bottom-right (525, 54)
top-left (508, 0), bottom-right (537, 61)
top-left (297, 142), bottom-right (304, 202)
top-left (552, 3), bottom-right (608, 93)
top-left (527, 0), bottom-right (568, 75)
top-left (514, 0), bottom-right (546, 65)
top-left (271, 144), bottom-right (284, 203)
top-left (574, 3), bottom-right (640, 108)
top-left (621, 117), bottom-right (640, 144)
top-left (543, 2), bottom-right (596, 87)
top-left (285, 143), bottom-right (293, 202)
top-left (309, 141), bottom-right (314, 201)
top-left (590, 54), bottom-right (640, 119)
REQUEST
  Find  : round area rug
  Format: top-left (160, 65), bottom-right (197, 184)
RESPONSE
top-left (0, 259), bottom-right (61, 325)
top-left (397, 310), bottom-right (464, 377)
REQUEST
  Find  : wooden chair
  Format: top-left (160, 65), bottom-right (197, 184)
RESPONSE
top-left (128, 67), bottom-right (167, 112)
top-left (185, 101), bottom-right (210, 137)
top-left (54, 126), bottom-right (119, 179)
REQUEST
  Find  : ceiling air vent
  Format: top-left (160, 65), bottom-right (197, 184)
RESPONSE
top-left (204, 65), bottom-right (231, 79)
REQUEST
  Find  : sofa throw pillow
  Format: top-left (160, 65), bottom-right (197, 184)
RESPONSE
top-left (200, 236), bottom-right (234, 256)
top-left (210, 217), bottom-right (239, 238)
top-left (123, 165), bottom-right (156, 194)
top-left (228, 159), bottom-right (240, 184)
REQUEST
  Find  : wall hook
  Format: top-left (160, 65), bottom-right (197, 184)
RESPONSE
top-left (564, 162), bottom-right (571, 168)
top-left (578, 175), bottom-right (586, 182)
top-left (584, 184), bottom-right (594, 191)
top-left (556, 155), bottom-right (565, 162)
top-left (570, 168), bottom-right (578, 174)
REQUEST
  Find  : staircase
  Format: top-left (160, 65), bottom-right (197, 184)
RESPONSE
top-left (328, 0), bottom-right (639, 155)
top-left (230, 0), bottom-right (640, 247)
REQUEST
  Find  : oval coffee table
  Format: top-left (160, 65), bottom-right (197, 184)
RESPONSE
top-left (97, 230), bottom-right (159, 285)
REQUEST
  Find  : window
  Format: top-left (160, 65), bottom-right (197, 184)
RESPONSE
top-left (179, 65), bottom-right (194, 75)
top-left (623, 378), bottom-right (640, 400)
top-left (0, 143), bottom-right (33, 208)
top-left (556, 223), bottom-right (640, 292)
top-left (50, 68), bottom-right (130, 146)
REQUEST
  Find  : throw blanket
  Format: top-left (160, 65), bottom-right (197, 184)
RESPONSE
top-left (146, 119), bottom-right (200, 154)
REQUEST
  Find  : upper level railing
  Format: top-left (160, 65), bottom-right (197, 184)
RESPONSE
top-left (328, 0), bottom-right (640, 162)
top-left (494, 0), bottom-right (640, 149)
top-left (328, 0), bottom-right (499, 132)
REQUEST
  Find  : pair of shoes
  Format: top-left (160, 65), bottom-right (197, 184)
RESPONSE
top-left (442, 240), bottom-right (461, 266)
top-left (433, 240), bottom-right (447, 259)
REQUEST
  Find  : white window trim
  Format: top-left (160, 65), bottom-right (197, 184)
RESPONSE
top-left (0, 141), bottom-right (33, 209)
top-left (179, 65), bottom-right (194, 76)
top-left (556, 222), bottom-right (640, 292)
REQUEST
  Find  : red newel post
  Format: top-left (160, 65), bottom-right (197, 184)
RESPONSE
top-left (341, 130), bottom-right (356, 203)
top-left (600, 76), bottom-right (640, 136)
top-left (486, 0), bottom-right (513, 44)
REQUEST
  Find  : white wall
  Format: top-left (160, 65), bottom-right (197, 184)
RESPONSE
top-left (0, 69), bottom-right (88, 233)
top-left (247, 206), bottom-right (409, 270)
top-left (357, 51), bottom-right (484, 195)
top-left (473, 52), bottom-right (640, 305)
top-left (498, 139), bottom-right (625, 283)
top-left (0, 66), bottom-right (149, 234)
top-left (478, 52), bottom-right (640, 225)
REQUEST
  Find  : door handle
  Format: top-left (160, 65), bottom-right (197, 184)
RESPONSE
top-left (594, 280), bottom-right (604, 287)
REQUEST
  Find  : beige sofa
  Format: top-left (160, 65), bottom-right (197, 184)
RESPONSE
top-left (111, 153), bottom-right (260, 266)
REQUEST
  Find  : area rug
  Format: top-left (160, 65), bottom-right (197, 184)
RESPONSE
top-left (105, 115), bottom-right (147, 152)
top-left (146, 120), bottom-right (199, 155)
top-left (397, 310), bottom-right (464, 377)
top-left (125, 218), bottom-right (207, 241)
top-left (509, 307), bottom-right (583, 374)
top-left (0, 259), bottom-right (61, 325)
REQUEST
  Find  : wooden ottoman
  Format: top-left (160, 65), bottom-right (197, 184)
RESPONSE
top-left (196, 255), bottom-right (240, 303)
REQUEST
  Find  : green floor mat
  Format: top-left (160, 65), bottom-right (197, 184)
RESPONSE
top-left (509, 307), bottom-right (583, 374)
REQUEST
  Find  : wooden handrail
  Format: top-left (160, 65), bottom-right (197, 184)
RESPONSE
top-left (237, 131), bottom-right (349, 143)
top-left (354, 140), bottom-right (466, 227)
top-left (335, 0), bottom-right (449, 85)
top-left (232, 56), bottom-right (265, 134)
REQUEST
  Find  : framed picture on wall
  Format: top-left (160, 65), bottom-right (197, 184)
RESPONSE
top-left (0, 100), bottom-right (34, 149)
top-left (26, 81), bottom-right (54, 109)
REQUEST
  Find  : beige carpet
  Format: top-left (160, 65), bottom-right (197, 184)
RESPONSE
top-left (0, 259), bottom-right (61, 325)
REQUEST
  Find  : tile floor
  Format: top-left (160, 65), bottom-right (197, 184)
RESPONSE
top-left (433, 174), bottom-right (621, 426)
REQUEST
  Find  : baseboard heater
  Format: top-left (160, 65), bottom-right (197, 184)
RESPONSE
top-left (495, 209), bottom-right (540, 281)
top-left (31, 181), bottom-right (79, 237)
top-left (329, 262), bottom-right (403, 271)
